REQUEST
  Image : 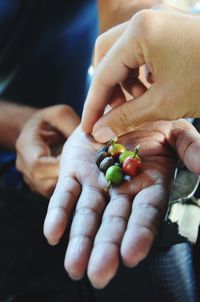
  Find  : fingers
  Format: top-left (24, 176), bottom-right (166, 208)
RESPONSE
top-left (24, 176), bottom-right (57, 198)
top-left (16, 149), bottom-right (60, 175)
top-left (94, 4), bottom-right (178, 69)
top-left (87, 192), bottom-right (131, 288)
top-left (94, 21), bottom-right (128, 66)
top-left (16, 150), bottom-right (60, 197)
top-left (64, 185), bottom-right (107, 280)
top-left (82, 13), bottom-right (146, 134)
top-left (170, 120), bottom-right (200, 174)
top-left (43, 176), bottom-right (81, 245)
top-left (121, 183), bottom-right (167, 267)
top-left (16, 104), bottom-right (80, 196)
top-left (38, 105), bottom-right (80, 138)
top-left (16, 133), bottom-right (60, 197)
top-left (82, 5), bottom-right (193, 138)
top-left (92, 87), bottom-right (159, 143)
top-left (87, 157), bottom-right (170, 288)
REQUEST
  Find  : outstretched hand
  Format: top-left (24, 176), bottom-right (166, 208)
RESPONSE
top-left (44, 119), bottom-right (200, 288)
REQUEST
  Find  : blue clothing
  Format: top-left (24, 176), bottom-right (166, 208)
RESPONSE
top-left (0, 0), bottom-right (98, 115)
top-left (0, 3), bottom-right (98, 299)
top-left (0, 0), bottom-right (98, 187)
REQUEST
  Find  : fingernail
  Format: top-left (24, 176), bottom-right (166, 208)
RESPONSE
top-left (47, 239), bottom-right (59, 246)
top-left (68, 273), bottom-right (83, 281)
top-left (93, 127), bottom-right (116, 143)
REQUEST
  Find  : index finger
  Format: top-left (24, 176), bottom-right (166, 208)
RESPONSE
top-left (81, 20), bottom-right (145, 134)
top-left (121, 183), bottom-right (168, 267)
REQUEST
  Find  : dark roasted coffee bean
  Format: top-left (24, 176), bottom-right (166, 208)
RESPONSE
top-left (95, 151), bottom-right (108, 167)
top-left (96, 146), bottom-right (109, 155)
top-left (99, 157), bottom-right (116, 173)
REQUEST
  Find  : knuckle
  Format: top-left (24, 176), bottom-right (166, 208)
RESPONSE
top-left (57, 104), bottom-right (69, 111)
top-left (94, 32), bottom-right (109, 63)
top-left (42, 104), bottom-right (73, 121)
top-left (129, 9), bottom-right (157, 42)
top-left (95, 32), bottom-right (107, 54)
top-left (94, 33), bottom-right (109, 66)
top-left (130, 9), bottom-right (153, 31)
top-left (56, 104), bottom-right (74, 117)
top-left (75, 206), bottom-right (99, 218)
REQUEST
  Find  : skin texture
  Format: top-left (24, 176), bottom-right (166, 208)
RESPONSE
top-left (44, 119), bottom-right (200, 288)
top-left (81, 5), bottom-right (200, 142)
top-left (0, 101), bottom-right (37, 149)
top-left (98, 0), bottom-right (160, 32)
top-left (16, 105), bottom-right (80, 197)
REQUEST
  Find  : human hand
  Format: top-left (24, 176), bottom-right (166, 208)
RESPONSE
top-left (82, 5), bottom-right (200, 142)
top-left (44, 119), bottom-right (200, 288)
top-left (98, 0), bottom-right (160, 32)
top-left (16, 105), bottom-right (80, 197)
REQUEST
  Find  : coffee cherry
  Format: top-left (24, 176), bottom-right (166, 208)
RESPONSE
top-left (96, 146), bottom-right (109, 155)
top-left (122, 157), bottom-right (141, 177)
top-left (119, 145), bottom-right (140, 164)
top-left (95, 151), bottom-right (108, 167)
top-left (106, 166), bottom-right (124, 185)
top-left (108, 143), bottom-right (126, 158)
top-left (119, 151), bottom-right (136, 164)
top-left (97, 140), bottom-right (142, 192)
top-left (99, 157), bottom-right (116, 173)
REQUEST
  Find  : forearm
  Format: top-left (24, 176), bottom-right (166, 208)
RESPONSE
top-left (0, 101), bottom-right (37, 150)
top-left (98, 0), bottom-right (161, 32)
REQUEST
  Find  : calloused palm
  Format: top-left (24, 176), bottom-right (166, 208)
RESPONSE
top-left (43, 119), bottom-right (200, 288)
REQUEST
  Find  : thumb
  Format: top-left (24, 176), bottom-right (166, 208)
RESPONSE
top-left (170, 120), bottom-right (200, 175)
top-left (92, 85), bottom-right (174, 143)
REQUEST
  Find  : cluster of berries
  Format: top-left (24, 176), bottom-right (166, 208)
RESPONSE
top-left (95, 137), bottom-right (141, 191)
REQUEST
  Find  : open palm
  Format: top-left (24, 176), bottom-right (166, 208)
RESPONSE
top-left (44, 119), bottom-right (200, 288)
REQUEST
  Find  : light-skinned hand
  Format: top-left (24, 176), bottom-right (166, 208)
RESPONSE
top-left (82, 5), bottom-right (200, 142)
